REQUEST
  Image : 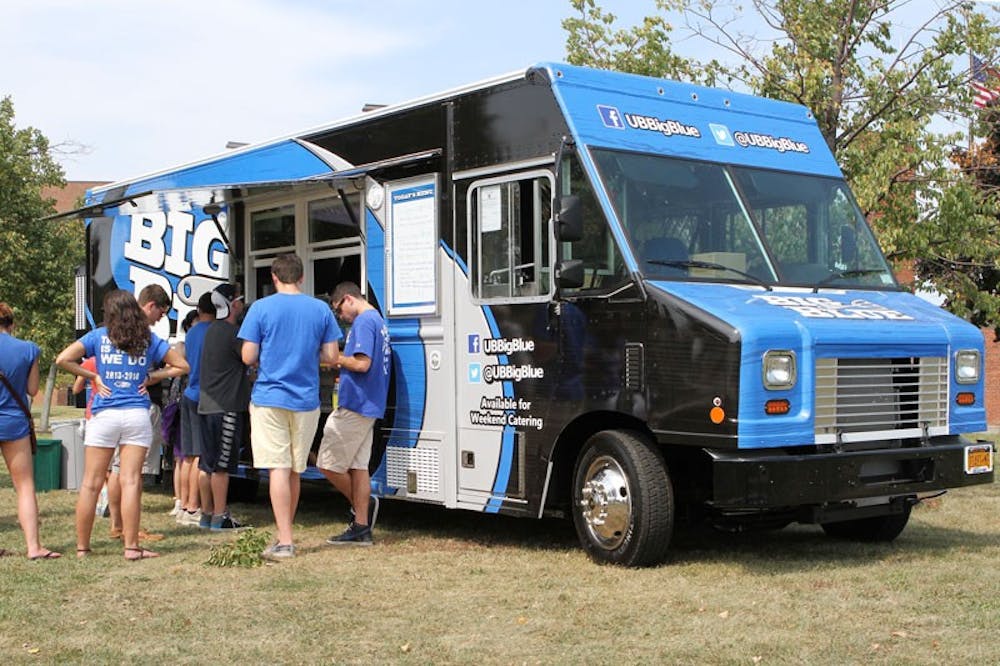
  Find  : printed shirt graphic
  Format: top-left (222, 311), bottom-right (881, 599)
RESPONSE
top-left (338, 309), bottom-right (391, 419)
top-left (182, 320), bottom-right (210, 402)
top-left (238, 293), bottom-right (341, 411)
top-left (81, 327), bottom-right (169, 415)
top-left (0, 333), bottom-right (40, 440)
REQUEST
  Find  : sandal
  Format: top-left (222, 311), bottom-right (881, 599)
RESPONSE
top-left (28, 550), bottom-right (61, 560)
top-left (124, 547), bottom-right (159, 561)
top-left (76, 548), bottom-right (92, 558)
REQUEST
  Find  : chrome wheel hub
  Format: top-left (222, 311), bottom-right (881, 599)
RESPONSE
top-left (578, 455), bottom-right (632, 550)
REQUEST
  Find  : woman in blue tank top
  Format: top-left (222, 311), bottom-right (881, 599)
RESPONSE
top-left (57, 290), bottom-right (189, 560)
top-left (0, 302), bottom-right (61, 559)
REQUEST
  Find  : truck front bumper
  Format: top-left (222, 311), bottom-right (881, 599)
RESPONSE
top-left (706, 440), bottom-right (995, 509)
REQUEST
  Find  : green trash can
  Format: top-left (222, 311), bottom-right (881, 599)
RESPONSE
top-left (33, 438), bottom-right (61, 492)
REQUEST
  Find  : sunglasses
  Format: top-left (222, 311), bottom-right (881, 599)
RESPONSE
top-left (333, 296), bottom-right (348, 316)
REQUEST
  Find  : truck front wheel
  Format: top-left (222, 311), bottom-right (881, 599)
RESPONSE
top-left (571, 430), bottom-right (673, 567)
top-left (820, 503), bottom-right (912, 542)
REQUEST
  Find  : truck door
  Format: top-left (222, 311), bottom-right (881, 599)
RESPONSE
top-left (452, 167), bottom-right (555, 511)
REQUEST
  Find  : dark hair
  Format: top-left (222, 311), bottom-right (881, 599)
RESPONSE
top-left (181, 309), bottom-right (199, 332)
top-left (330, 281), bottom-right (362, 306)
top-left (0, 302), bottom-right (13, 329)
top-left (271, 253), bottom-right (303, 285)
top-left (197, 291), bottom-right (216, 315)
top-left (103, 290), bottom-right (151, 358)
top-left (137, 284), bottom-right (170, 309)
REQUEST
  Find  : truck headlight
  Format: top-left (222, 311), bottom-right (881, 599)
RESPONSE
top-left (955, 349), bottom-right (980, 384)
top-left (763, 350), bottom-right (796, 390)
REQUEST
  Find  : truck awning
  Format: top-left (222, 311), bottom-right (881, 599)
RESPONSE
top-left (45, 149), bottom-right (442, 221)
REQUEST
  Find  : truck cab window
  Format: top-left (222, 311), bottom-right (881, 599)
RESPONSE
top-left (557, 153), bottom-right (629, 293)
top-left (468, 171), bottom-right (553, 301)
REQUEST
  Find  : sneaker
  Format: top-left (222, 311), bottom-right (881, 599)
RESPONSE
top-left (261, 542), bottom-right (295, 561)
top-left (326, 523), bottom-right (373, 546)
top-left (210, 513), bottom-right (246, 532)
top-left (198, 513), bottom-right (213, 529)
top-left (177, 509), bottom-right (202, 526)
top-left (167, 499), bottom-right (182, 517)
top-left (348, 494), bottom-right (380, 530)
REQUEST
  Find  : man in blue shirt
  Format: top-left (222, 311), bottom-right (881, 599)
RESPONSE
top-left (176, 292), bottom-right (215, 527)
top-left (239, 254), bottom-right (340, 561)
top-left (318, 281), bottom-right (391, 546)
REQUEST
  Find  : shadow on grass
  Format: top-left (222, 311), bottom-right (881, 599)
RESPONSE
top-left (665, 519), bottom-right (1000, 573)
top-left (15, 471), bottom-right (993, 568)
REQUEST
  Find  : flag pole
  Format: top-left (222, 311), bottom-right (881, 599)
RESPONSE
top-left (968, 4), bottom-right (974, 151)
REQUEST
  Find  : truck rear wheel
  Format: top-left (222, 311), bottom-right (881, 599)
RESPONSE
top-left (571, 430), bottom-right (673, 567)
top-left (820, 503), bottom-right (911, 542)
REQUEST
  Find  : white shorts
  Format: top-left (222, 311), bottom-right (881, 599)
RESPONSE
top-left (85, 408), bottom-right (153, 449)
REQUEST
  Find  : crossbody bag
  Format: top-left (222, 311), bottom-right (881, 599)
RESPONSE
top-left (0, 370), bottom-right (37, 455)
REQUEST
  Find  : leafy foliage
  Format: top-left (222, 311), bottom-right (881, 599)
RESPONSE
top-left (563, 0), bottom-right (1000, 328)
top-left (206, 527), bottom-right (272, 568)
top-left (0, 96), bottom-right (83, 363)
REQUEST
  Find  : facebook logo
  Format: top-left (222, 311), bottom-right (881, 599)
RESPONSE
top-left (468, 363), bottom-right (482, 383)
top-left (709, 123), bottom-right (734, 146)
top-left (597, 105), bottom-right (625, 129)
top-left (468, 334), bottom-right (480, 354)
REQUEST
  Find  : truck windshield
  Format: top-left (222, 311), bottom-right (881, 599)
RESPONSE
top-left (591, 149), bottom-right (896, 289)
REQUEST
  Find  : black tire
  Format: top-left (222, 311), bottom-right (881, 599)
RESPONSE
top-left (571, 429), bottom-right (673, 567)
top-left (820, 503), bottom-right (911, 542)
top-left (227, 477), bottom-right (260, 504)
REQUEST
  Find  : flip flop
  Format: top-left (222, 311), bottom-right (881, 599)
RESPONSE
top-left (28, 550), bottom-right (62, 560)
top-left (76, 548), bottom-right (92, 559)
top-left (124, 547), bottom-right (159, 561)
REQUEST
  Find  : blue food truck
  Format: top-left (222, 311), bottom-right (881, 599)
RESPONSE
top-left (66, 63), bottom-right (995, 565)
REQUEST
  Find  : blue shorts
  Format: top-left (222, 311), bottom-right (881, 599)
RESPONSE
top-left (180, 396), bottom-right (205, 458)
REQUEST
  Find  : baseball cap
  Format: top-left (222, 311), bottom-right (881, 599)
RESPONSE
top-left (210, 283), bottom-right (242, 319)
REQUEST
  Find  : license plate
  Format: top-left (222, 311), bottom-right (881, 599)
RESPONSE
top-left (965, 444), bottom-right (994, 474)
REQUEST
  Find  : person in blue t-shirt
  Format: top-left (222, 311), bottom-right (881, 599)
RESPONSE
top-left (239, 253), bottom-right (340, 561)
top-left (57, 290), bottom-right (189, 560)
top-left (175, 292), bottom-right (215, 528)
top-left (0, 302), bottom-right (61, 560)
top-left (318, 282), bottom-right (391, 547)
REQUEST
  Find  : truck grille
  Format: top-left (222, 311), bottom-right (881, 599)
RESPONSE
top-left (814, 357), bottom-right (948, 443)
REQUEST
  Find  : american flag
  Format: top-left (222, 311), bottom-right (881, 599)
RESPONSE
top-left (972, 55), bottom-right (1000, 108)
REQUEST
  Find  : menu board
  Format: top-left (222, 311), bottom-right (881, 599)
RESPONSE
top-left (387, 177), bottom-right (437, 315)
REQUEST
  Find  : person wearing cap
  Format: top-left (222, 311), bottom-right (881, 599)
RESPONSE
top-left (239, 253), bottom-right (340, 561)
top-left (196, 283), bottom-right (249, 530)
top-left (175, 292), bottom-right (215, 528)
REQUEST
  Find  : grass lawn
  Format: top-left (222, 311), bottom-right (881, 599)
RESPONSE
top-left (0, 427), bottom-right (997, 664)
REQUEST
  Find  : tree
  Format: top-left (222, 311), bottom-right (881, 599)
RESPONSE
top-left (0, 95), bottom-right (83, 364)
top-left (564, 0), bottom-right (1000, 329)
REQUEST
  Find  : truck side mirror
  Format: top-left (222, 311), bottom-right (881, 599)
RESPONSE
top-left (557, 195), bottom-right (583, 243)
top-left (556, 259), bottom-right (584, 289)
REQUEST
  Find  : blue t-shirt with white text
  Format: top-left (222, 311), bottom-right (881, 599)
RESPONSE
top-left (81, 327), bottom-right (169, 414)
top-left (238, 293), bottom-right (341, 412)
top-left (338, 309), bottom-right (391, 419)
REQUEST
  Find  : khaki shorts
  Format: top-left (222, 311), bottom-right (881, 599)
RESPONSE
top-left (316, 408), bottom-right (375, 473)
top-left (249, 404), bottom-right (320, 473)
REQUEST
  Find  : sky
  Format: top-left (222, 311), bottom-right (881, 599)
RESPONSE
top-left (3, 1), bottom-right (992, 185)
top-left (1, 0), bottom-right (653, 183)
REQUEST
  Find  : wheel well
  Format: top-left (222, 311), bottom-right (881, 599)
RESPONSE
top-left (544, 411), bottom-right (653, 515)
